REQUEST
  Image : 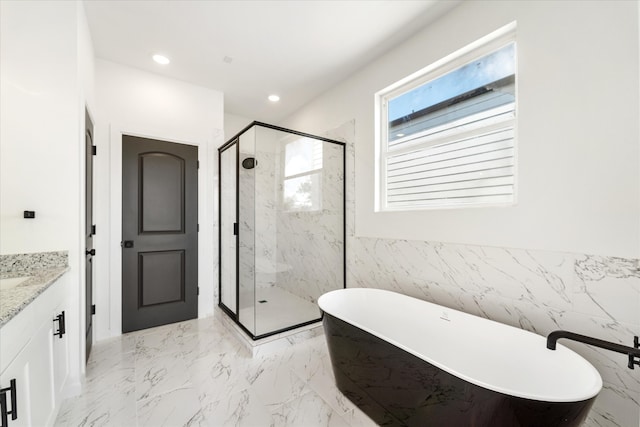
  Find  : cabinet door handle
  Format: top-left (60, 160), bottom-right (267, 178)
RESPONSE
top-left (0, 378), bottom-right (18, 425)
top-left (53, 311), bottom-right (66, 338)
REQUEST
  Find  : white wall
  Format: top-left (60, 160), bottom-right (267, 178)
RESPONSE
top-left (282, 0), bottom-right (639, 259)
top-left (0, 0), bottom-right (95, 395)
top-left (94, 59), bottom-right (224, 340)
top-left (0, 1), bottom-right (80, 254)
top-left (224, 112), bottom-right (252, 143)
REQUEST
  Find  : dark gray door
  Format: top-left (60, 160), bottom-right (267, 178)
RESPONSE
top-left (85, 109), bottom-right (94, 361)
top-left (122, 135), bottom-right (198, 333)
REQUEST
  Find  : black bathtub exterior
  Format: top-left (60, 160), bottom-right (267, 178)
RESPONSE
top-left (323, 313), bottom-right (596, 427)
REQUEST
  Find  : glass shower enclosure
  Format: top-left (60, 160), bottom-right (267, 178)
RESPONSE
top-left (218, 122), bottom-right (345, 339)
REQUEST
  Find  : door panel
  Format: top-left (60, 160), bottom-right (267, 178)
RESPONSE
top-left (84, 109), bottom-right (94, 362)
top-left (122, 135), bottom-right (198, 333)
top-left (140, 153), bottom-right (184, 233)
top-left (139, 250), bottom-right (185, 306)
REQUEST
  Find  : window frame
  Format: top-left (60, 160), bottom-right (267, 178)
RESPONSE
top-left (375, 22), bottom-right (518, 212)
top-left (280, 136), bottom-right (324, 213)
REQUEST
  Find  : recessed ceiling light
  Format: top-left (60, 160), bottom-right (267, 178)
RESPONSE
top-left (152, 54), bottom-right (170, 65)
top-left (268, 94), bottom-right (280, 102)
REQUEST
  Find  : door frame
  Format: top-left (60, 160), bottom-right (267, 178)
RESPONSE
top-left (85, 108), bottom-right (94, 361)
top-left (106, 124), bottom-right (220, 337)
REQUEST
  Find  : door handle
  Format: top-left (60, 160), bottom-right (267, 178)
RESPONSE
top-left (86, 249), bottom-right (96, 256)
top-left (53, 311), bottom-right (66, 338)
top-left (123, 240), bottom-right (134, 248)
top-left (0, 378), bottom-right (18, 424)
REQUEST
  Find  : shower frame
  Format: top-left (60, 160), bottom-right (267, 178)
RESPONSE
top-left (218, 121), bottom-right (346, 340)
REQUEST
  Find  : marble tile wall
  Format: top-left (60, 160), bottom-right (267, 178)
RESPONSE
top-left (327, 120), bottom-right (639, 427)
top-left (276, 141), bottom-right (345, 304)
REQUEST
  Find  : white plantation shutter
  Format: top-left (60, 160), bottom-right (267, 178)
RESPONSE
top-left (386, 131), bottom-right (514, 207)
top-left (384, 105), bottom-right (515, 209)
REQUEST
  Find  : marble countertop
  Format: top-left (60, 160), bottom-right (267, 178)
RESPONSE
top-left (0, 251), bottom-right (69, 328)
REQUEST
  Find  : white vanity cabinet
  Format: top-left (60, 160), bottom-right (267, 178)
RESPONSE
top-left (0, 272), bottom-right (69, 427)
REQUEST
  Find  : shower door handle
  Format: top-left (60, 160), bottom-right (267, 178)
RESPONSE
top-left (233, 223), bottom-right (238, 236)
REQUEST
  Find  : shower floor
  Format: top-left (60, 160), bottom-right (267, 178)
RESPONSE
top-left (238, 286), bottom-right (322, 336)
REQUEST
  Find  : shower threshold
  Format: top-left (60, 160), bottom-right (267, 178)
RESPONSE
top-left (238, 286), bottom-right (322, 336)
top-left (218, 307), bottom-right (323, 357)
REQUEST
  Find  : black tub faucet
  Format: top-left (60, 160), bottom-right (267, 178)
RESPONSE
top-left (547, 330), bottom-right (640, 369)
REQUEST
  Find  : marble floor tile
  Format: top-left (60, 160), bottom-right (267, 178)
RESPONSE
top-left (135, 350), bottom-right (192, 401)
top-left (197, 387), bottom-right (276, 427)
top-left (55, 315), bottom-right (376, 427)
top-left (269, 391), bottom-right (351, 427)
top-left (137, 387), bottom-right (202, 427)
top-left (188, 350), bottom-right (253, 404)
top-left (244, 352), bottom-right (313, 410)
top-left (56, 386), bottom-right (136, 427)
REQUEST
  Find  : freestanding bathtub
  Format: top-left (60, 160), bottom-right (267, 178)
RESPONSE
top-left (318, 288), bottom-right (602, 427)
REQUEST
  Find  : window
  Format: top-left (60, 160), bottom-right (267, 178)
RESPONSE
top-left (376, 25), bottom-right (517, 211)
top-left (282, 137), bottom-right (323, 211)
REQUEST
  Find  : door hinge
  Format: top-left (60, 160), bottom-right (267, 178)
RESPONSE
top-left (233, 223), bottom-right (238, 236)
top-left (197, 287), bottom-right (200, 296)
top-left (197, 160), bottom-right (200, 169)
top-left (92, 145), bottom-right (97, 156)
top-left (91, 304), bottom-right (96, 315)
top-left (91, 224), bottom-right (96, 235)
top-left (197, 224), bottom-right (199, 232)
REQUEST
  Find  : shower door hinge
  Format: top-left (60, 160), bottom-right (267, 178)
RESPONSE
top-left (92, 145), bottom-right (97, 156)
top-left (233, 223), bottom-right (238, 236)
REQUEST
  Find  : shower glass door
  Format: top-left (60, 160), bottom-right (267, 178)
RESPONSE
top-left (238, 128), bottom-right (256, 334)
top-left (219, 141), bottom-right (237, 315)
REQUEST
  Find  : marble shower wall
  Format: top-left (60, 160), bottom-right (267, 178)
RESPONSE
top-left (275, 141), bottom-right (345, 303)
top-left (253, 150), bottom-right (278, 290)
top-left (327, 120), bottom-right (639, 427)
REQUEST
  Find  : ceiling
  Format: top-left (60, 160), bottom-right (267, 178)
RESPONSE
top-left (83, 0), bottom-right (460, 123)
